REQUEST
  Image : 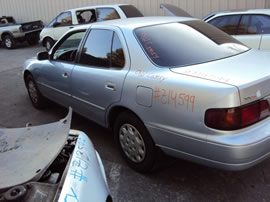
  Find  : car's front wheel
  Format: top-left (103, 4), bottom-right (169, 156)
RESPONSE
top-left (114, 111), bottom-right (156, 173)
top-left (25, 74), bottom-right (47, 109)
top-left (43, 38), bottom-right (54, 51)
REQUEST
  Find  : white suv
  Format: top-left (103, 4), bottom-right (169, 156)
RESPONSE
top-left (40, 4), bottom-right (143, 50)
top-left (203, 9), bottom-right (270, 50)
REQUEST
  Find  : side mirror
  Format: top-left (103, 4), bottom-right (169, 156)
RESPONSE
top-left (53, 22), bottom-right (60, 27)
top-left (37, 51), bottom-right (49, 60)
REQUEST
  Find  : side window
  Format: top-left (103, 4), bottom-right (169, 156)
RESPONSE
top-left (111, 33), bottom-right (125, 68)
top-left (208, 15), bottom-right (241, 35)
top-left (76, 10), bottom-right (96, 24)
top-left (96, 8), bottom-right (120, 21)
top-left (52, 31), bottom-right (86, 62)
top-left (238, 15), bottom-right (270, 35)
top-left (55, 12), bottom-right (72, 27)
top-left (79, 29), bottom-right (113, 67)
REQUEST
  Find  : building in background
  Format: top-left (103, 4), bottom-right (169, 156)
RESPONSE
top-left (0, 0), bottom-right (270, 24)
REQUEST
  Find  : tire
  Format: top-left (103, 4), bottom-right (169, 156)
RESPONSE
top-left (25, 74), bottom-right (47, 109)
top-left (3, 35), bottom-right (15, 49)
top-left (43, 38), bottom-right (54, 51)
top-left (114, 111), bottom-right (156, 173)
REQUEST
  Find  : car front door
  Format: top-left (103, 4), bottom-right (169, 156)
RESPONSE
top-left (38, 30), bottom-right (86, 107)
top-left (52, 12), bottom-right (74, 41)
top-left (71, 26), bottom-right (130, 126)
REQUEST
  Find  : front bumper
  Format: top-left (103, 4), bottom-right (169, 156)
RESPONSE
top-left (57, 130), bottom-right (110, 202)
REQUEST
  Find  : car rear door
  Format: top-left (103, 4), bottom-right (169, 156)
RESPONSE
top-left (96, 7), bottom-right (121, 21)
top-left (71, 26), bottom-right (130, 126)
top-left (206, 15), bottom-right (254, 45)
top-left (235, 14), bottom-right (264, 49)
top-left (251, 14), bottom-right (270, 50)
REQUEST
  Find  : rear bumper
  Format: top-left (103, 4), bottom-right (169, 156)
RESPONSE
top-left (13, 29), bottom-right (41, 40)
top-left (147, 117), bottom-right (270, 171)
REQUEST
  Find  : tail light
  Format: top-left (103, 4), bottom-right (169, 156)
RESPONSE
top-left (205, 100), bottom-right (270, 130)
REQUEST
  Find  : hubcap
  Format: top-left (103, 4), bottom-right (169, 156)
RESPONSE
top-left (28, 81), bottom-right (38, 103)
top-left (5, 38), bottom-right (12, 48)
top-left (119, 124), bottom-right (146, 163)
top-left (46, 41), bottom-right (51, 50)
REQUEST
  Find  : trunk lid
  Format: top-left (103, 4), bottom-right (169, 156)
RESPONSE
top-left (171, 49), bottom-right (270, 105)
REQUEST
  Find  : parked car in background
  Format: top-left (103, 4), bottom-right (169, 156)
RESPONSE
top-left (40, 4), bottom-right (143, 51)
top-left (24, 16), bottom-right (270, 173)
top-left (0, 16), bottom-right (43, 49)
top-left (203, 9), bottom-right (270, 50)
top-left (0, 108), bottom-right (111, 202)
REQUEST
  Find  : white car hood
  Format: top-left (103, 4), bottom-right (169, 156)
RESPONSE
top-left (171, 49), bottom-right (270, 105)
top-left (0, 109), bottom-right (72, 190)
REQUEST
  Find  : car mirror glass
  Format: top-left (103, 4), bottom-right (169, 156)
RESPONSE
top-left (37, 51), bottom-right (49, 60)
top-left (53, 22), bottom-right (60, 27)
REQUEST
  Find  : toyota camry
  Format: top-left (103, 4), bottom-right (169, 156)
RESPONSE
top-left (23, 17), bottom-right (270, 173)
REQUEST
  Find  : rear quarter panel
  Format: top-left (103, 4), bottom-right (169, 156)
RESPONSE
top-left (116, 30), bottom-right (240, 144)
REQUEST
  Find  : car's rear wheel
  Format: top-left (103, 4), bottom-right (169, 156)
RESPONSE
top-left (25, 74), bottom-right (47, 109)
top-left (3, 35), bottom-right (15, 49)
top-left (114, 111), bottom-right (156, 173)
top-left (44, 38), bottom-right (54, 51)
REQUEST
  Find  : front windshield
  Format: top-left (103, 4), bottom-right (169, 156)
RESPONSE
top-left (135, 20), bottom-right (249, 67)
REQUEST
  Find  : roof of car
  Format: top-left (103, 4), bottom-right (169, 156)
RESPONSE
top-left (65, 4), bottom-right (129, 12)
top-left (72, 16), bottom-right (198, 31)
top-left (204, 9), bottom-right (270, 20)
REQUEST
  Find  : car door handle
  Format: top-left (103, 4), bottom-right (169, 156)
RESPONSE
top-left (62, 72), bottom-right (69, 78)
top-left (105, 82), bottom-right (116, 91)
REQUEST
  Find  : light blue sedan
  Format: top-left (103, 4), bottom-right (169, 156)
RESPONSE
top-left (24, 16), bottom-right (270, 172)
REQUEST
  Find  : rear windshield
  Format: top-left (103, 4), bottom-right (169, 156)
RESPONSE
top-left (135, 20), bottom-right (249, 67)
top-left (120, 5), bottom-right (144, 18)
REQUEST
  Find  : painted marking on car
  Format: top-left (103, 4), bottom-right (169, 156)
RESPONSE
top-left (68, 136), bottom-right (92, 183)
top-left (183, 70), bottom-right (231, 83)
top-left (140, 32), bottom-right (160, 59)
top-left (64, 187), bottom-right (79, 202)
top-left (153, 87), bottom-right (195, 112)
top-left (135, 69), bottom-right (167, 82)
top-left (69, 169), bottom-right (88, 182)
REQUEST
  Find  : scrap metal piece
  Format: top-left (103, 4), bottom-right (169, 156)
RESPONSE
top-left (160, 4), bottom-right (192, 17)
